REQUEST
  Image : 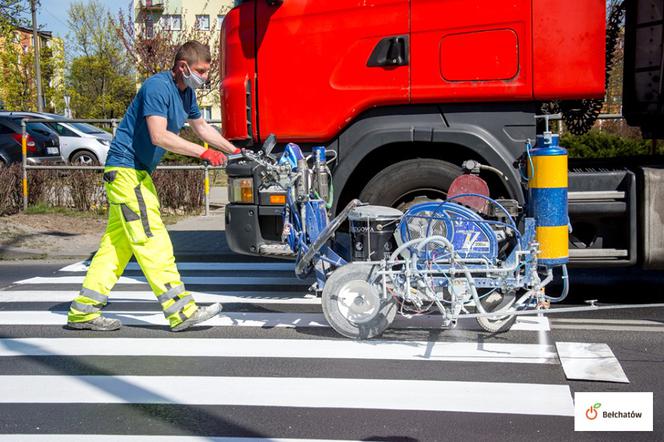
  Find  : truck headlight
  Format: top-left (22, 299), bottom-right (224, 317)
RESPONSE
top-left (229, 177), bottom-right (254, 203)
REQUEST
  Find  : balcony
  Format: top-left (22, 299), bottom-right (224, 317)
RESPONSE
top-left (139, 1), bottom-right (164, 12)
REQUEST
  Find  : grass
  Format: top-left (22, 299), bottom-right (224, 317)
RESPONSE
top-left (25, 203), bottom-right (107, 217)
top-left (23, 203), bottom-right (192, 225)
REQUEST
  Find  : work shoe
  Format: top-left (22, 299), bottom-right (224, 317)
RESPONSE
top-left (171, 303), bottom-right (223, 332)
top-left (67, 316), bottom-right (122, 331)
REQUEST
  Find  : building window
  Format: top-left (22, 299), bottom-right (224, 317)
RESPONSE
top-left (202, 106), bottom-right (212, 121)
top-left (217, 15), bottom-right (225, 28)
top-left (171, 15), bottom-right (182, 30)
top-left (195, 15), bottom-right (210, 31)
top-left (145, 17), bottom-right (154, 38)
top-left (160, 14), bottom-right (182, 31)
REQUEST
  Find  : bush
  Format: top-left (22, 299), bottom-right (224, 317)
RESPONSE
top-left (152, 168), bottom-right (204, 214)
top-left (67, 170), bottom-right (106, 213)
top-left (0, 164), bottom-right (22, 216)
top-left (0, 164), bottom-right (205, 217)
top-left (562, 129), bottom-right (663, 159)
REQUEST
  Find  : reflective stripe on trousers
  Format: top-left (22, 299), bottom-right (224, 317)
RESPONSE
top-left (67, 167), bottom-right (198, 327)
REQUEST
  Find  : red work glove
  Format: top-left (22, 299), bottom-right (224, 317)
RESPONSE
top-left (200, 149), bottom-right (227, 166)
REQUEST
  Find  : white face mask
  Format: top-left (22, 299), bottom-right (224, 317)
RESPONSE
top-left (183, 63), bottom-right (206, 89)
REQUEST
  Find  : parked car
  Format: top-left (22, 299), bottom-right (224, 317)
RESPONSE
top-left (0, 113), bottom-right (61, 167)
top-left (5, 112), bottom-right (112, 166)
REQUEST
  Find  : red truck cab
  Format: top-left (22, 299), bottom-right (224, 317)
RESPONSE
top-left (222, 0), bottom-right (605, 144)
top-left (222, 0), bottom-right (651, 268)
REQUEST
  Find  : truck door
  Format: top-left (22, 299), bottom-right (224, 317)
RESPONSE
top-left (256, 0), bottom-right (409, 142)
top-left (410, 0), bottom-right (533, 102)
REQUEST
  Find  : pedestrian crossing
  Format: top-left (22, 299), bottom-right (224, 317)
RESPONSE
top-left (0, 258), bottom-right (591, 439)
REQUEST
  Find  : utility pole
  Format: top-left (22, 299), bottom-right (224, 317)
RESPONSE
top-left (30, 0), bottom-right (44, 112)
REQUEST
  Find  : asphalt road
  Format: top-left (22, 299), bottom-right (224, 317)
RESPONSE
top-left (0, 258), bottom-right (662, 441)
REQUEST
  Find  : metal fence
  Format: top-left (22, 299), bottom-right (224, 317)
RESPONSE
top-left (19, 117), bottom-right (225, 216)
top-left (17, 113), bottom-right (636, 216)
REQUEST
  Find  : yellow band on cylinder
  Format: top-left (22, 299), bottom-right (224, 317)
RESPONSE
top-left (528, 155), bottom-right (568, 189)
top-left (204, 176), bottom-right (210, 195)
top-left (536, 225), bottom-right (568, 260)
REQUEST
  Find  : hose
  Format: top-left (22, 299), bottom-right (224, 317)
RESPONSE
top-left (544, 264), bottom-right (570, 303)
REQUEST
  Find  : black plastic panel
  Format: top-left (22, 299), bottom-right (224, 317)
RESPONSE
top-left (623, 0), bottom-right (664, 138)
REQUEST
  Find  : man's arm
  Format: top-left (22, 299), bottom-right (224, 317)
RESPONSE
top-left (187, 117), bottom-right (239, 154)
top-left (146, 115), bottom-right (207, 158)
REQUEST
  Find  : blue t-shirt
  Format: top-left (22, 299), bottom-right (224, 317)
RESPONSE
top-left (105, 71), bottom-right (201, 172)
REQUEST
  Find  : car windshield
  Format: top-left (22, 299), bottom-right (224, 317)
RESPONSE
top-left (68, 122), bottom-right (107, 135)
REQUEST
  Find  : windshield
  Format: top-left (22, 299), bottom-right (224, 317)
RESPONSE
top-left (68, 122), bottom-right (107, 134)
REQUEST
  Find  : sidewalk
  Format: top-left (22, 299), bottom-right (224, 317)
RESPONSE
top-left (0, 187), bottom-right (237, 261)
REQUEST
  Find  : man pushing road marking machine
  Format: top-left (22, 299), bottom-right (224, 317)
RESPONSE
top-left (67, 41), bottom-right (238, 332)
top-left (67, 40), bottom-right (664, 336)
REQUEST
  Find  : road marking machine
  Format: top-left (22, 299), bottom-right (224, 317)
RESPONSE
top-left (228, 116), bottom-right (664, 339)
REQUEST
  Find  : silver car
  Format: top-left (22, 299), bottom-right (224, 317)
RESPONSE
top-left (12, 112), bottom-right (113, 166)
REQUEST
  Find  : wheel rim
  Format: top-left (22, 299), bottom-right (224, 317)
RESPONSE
top-left (395, 193), bottom-right (446, 213)
top-left (74, 154), bottom-right (95, 165)
top-left (336, 279), bottom-right (381, 324)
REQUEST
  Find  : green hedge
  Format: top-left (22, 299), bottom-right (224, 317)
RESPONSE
top-left (561, 130), bottom-right (662, 159)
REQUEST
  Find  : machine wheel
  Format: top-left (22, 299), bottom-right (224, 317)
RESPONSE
top-left (475, 291), bottom-right (517, 333)
top-left (70, 150), bottom-right (99, 166)
top-left (359, 159), bottom-right (460, 210)
top-left (322, 263), bottom-right (397, 339)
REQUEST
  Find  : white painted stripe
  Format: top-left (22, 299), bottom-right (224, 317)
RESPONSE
top-left (556, 342), bottom-right (629, 383)
top-left (550, 324), bottom-right (664, 332)
top-left (0, 338), bottom-right (558, 364)
top-left (59, 261), bottom-right (295, 273)
top-left (0, 290), bottom-right (320, 305)
top-left (0, 375), bottom-right (574, 416)
top-left (0, 310), bottom-right (547, 331)
top-left (0, 311), bottom-right (326, 328)
top-left (0, 437), bottom-right (357, 442)
top-left (14, 276), bottom-right (304, 286)
top-left (551, 318), bottom-right (662, 326)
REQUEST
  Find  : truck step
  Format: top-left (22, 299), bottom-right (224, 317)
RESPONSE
top-left (569, 248), bottom-right (629, 259)
top-left (259, 243), bottom-right (296, 258)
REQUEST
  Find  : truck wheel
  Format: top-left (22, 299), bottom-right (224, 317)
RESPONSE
top-left (475, 291), bottom-right (517, 333)
top-left (322, 263), bottom-right (396, 339)
top-left (359, 159), bottom-right (461, 211)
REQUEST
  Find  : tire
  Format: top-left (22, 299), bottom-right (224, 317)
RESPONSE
top-left (322, 263), bottom-right (397, 339)
top-left (70, 150), bottom-right (99, 166)
top-left (475, 291), bottom-right (517, 333)
top-left (359, 159), bottom-right (461, 211)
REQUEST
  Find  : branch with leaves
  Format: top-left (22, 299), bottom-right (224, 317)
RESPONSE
top-left (112, 2), bottom-right (231, 102)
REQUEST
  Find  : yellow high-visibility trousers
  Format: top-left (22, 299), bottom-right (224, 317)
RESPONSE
top-left (67, 167), bottom-right (197, 328)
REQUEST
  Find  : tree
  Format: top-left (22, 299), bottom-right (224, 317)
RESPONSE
top-left (0, 0), bottom-right (29, 33)
top-left (113, 2), bottom-right (231, 103)
top-left (64, 0), bottom-right (135, 118)
top-left (66, 0), bottom-right (129, 74)
top-left (67, 55), bottom-right (134, 119)
top-left (0, 30), bottom-right (63, 113)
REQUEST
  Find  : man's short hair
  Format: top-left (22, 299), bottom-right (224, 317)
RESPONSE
top-left (173, 41), bottom-right (211, 69)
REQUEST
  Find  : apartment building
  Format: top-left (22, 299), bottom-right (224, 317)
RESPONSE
top-left (0, 26), bottom-right (65, 113)
top-left (134, 0), bottom-right (234, 122)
